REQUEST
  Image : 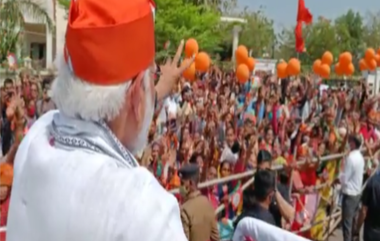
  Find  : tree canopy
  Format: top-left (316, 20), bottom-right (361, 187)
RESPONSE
top-left (155, 0), bottom-right (222, 59)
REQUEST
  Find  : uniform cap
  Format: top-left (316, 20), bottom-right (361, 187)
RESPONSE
top-left (178, 163), bottom-right (199, 180)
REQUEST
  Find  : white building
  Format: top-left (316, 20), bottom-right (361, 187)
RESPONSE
top-left (20, 0), bottom-right (67, 69)
top-left (364, 69), bottom-right (380, 95)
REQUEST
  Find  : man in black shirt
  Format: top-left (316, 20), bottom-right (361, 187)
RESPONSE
top-left (355, 169), bottom-right (380, 241)
top-left (235, 150), bottom-right (294, 228)
top-left (234, 170), bottom-right (277, 227)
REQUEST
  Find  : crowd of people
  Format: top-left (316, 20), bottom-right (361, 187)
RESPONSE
top-left (1, 65), bottom-right (380, 241)
top-left (1, 0), bottom-right (380, 240)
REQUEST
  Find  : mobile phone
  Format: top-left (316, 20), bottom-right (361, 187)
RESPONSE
top-left (167, 119), bottom-right (177, 132)
top-left (47, 90), bottom-right (53, 98)
top-left (5, 91), bottom-right (14, 99)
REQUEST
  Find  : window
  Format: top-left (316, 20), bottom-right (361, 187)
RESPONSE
top-left (30, 43), bottom-right (46, 60)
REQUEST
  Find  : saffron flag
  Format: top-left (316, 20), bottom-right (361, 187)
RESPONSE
top-left (295, 0), bottom-right (313, 52)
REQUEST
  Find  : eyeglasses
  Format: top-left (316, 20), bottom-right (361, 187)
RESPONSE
top-left (221, 168), bottom-right (231, 172)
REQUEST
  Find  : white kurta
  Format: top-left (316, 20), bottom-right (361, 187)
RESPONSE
top-left (233, 217), bottom-right (311, 241)
top-left (6, 111), bottom-right (187, 241)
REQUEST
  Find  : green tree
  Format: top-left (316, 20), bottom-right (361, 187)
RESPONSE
top-left (334, 10), bottom-right (365, 59)
top-left (363, 11), bottom-right (380, 50)
top-left (155, 0), bottom-right (222, 59)
top-left (277, 10), bottom-right (365, 68)
top-left (0, 0), bottom-right (54, 60)
top-left (236, 8), bottom-right (276, 58)
top-left (57, 0), bottom-right (70, 10)
top-left (184, 0), bottom-right (237, 14)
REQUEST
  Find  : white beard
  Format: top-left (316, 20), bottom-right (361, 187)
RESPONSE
top-left (128, 72), bottom-right (155, 154)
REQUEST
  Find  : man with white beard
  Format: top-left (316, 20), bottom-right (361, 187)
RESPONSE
top-left (6, 0), bottom-right (192, 241)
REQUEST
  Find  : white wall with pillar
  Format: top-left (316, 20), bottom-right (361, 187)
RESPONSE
top-left (20, 0), bottom-right (55, 68)
top-left (220, 16), bottom-right (247, 61)
top-left (45, 27), bottom-right (53, 68)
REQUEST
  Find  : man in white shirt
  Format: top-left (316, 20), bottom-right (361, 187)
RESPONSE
top-left (339, 135), bottom-right (365, 241)
top-left (6, 0), bottom-right (191, 240)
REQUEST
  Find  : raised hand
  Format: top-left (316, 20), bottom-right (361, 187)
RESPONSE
top-left (156, 40), bottom-right (195, 101)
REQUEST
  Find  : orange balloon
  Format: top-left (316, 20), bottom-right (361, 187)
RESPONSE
top-left (286, 58), bottom-right (301, 76)
top-left (184, 38), bottom-right (199, 58)
top-left (277, 62), bottom-right (288, 78)
top-left (359, 59), bottom-right (368, 71)
top-left (365, 48), bottom-right (376, 62)
top-left (246, 57), bottom-right (256, 71)
top-left (335, 63), bottom-right (343, 76)
top-left (366, 58), bottom-right (377, 71)
top-left (321, 51), bottom-right (333, 65)
top-left (181, 60), bottom-right (196, 81)
top-left (343, 63), bottom-right (355, 76)
top-left (236, 64), bottom-right (250, 84)
top-left (339, 52), bottom-right (352, 66)
top-left (375, 54), bottom-right (380, 66)
top-left (313, 59), bottom-right (322, 74)
top-left (235, 45), bottom-right (249, 65)
top-left (194, 52), bottom-right (210, 73)
top-left (319, 64), bottom-right (330, 78)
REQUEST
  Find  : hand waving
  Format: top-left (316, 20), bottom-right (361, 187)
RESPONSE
top-left (156, 40), bottom-right (194, 101)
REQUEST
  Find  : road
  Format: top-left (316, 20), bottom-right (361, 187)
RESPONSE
top-left (327, 227), bottom-right (363, 241)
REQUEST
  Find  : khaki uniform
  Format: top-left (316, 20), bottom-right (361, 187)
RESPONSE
top-left (181, 191), bottom-right (220, 241)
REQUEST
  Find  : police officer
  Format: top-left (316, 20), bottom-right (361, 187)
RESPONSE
top-left (179, 163), bottom-right (220, 241)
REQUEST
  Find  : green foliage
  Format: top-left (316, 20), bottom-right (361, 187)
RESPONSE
top-left (237, 8), bottom-right (276, 58)
top-left (57, 0), bottom-right (70, 10)
top-left (0, 0), bottom-right (53, 60)
top-left (155, 0), bottom-right (222, 60)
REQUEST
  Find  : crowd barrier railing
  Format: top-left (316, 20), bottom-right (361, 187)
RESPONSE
top-left (0, 148), bottom-right (376, 237)
top-left (170, 150), bottom-right (358, 195)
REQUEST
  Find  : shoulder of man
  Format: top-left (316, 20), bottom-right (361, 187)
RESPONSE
top-left (104, 166), bottom-right (187, 240)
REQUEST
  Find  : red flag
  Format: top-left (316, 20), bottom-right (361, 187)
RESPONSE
top-left (294, 0), bottom-right (313, 53)
top-left (297, 0), bottom-right (312, 23)
top-left (295, 22), bottom-right (304, 53)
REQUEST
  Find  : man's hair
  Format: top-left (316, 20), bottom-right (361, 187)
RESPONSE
top-left (231, 141), bottom-right (240, 154)
top-left (52, 53), bottom-right (134, 121)
top-left (190, 174), bottom-right (199, 186)
top-left (4, 78), bottom-right (13, 86)
top-left (42, 77), bottom-right (53, 90)
top-left (189, 152), bottom-right (202, 164)
top-left (257, 150), bottom-right (272, 166)
top-left (254, 170), bottom-right (275, 202)
top-left (348, 135), bottom-right (361, 149)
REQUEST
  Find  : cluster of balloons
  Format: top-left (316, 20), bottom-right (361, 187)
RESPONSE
top-left (182, 38), bottom-right (211, 81)
top-left (314, 51), bottom-right (355, 77)
top-left (276, 58), bottom-right (301, 78)
top-left (359, 48), bottom-right (380, 71)
top-left (335, 52), bottom-right (355, 76)
top-left (235, 45), bottom-right (256, 84)
top-left (313, 51), bottom-right (333, 78)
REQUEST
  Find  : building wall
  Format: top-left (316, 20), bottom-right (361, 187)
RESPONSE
top-left (23, 0), bottom-right (54, 24)
top-left (55, 4), bottom-right (68, 60)
top-left (21, 0), bottom-right (56, 68)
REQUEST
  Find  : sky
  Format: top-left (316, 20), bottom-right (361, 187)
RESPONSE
top-left (238, 0), bottom-right (377, 31)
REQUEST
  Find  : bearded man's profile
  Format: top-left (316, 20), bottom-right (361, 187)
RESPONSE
top-left (6, 0), bottom-right (191, 240)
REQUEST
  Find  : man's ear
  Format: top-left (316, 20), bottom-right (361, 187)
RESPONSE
top-left (126, 74), bottom-right (145, 126)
